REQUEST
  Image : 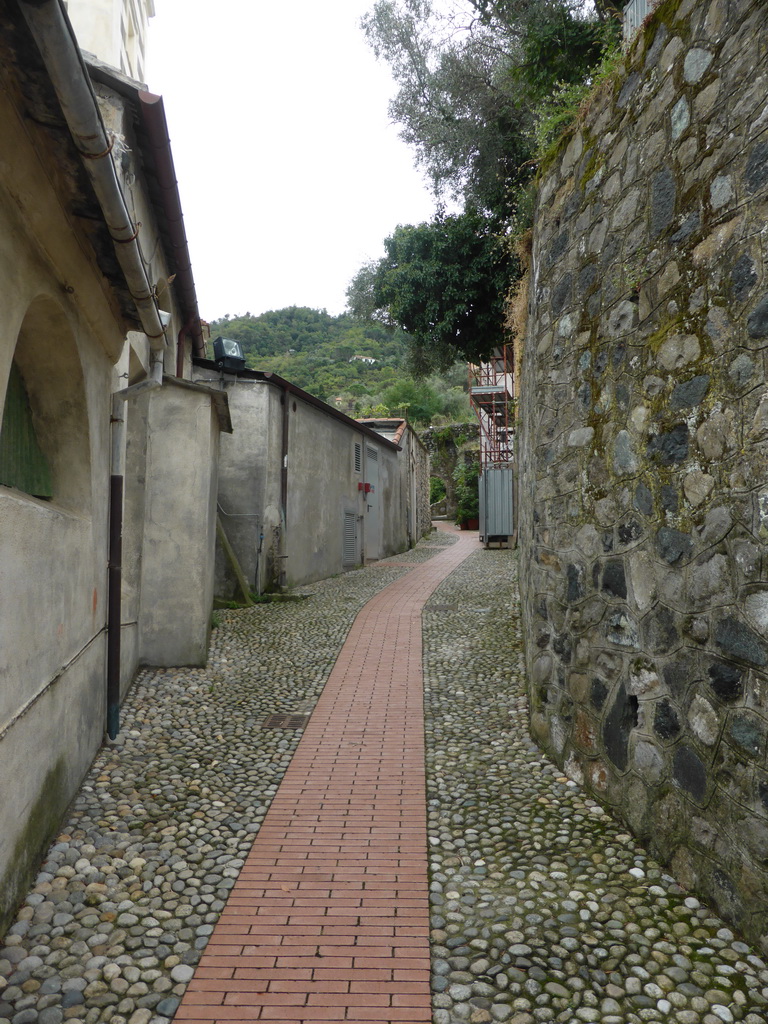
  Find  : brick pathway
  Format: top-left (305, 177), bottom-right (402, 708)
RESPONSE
top-left (175, 526), bottom-right (479, 1024)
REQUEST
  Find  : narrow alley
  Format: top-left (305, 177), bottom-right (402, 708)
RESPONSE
top-left (1, 529), bottom-right (767, 1024)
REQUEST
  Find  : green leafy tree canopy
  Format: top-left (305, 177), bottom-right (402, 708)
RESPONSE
top-left (347, 208), bottom-right (513, 375)
top-left (361, 0), bottom-right (620, 223)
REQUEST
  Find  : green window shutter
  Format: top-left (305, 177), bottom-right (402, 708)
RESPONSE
top-left (0, 362), bottom-right (53, 498)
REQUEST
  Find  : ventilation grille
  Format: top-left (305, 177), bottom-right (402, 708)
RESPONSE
top-left (343, 510), bottom-right (357, 565)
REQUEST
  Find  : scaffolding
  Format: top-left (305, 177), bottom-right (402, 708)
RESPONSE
top-left (468, 344), bottom-right (514, 467)
top-left (469, 344), bottom-right (516, 546)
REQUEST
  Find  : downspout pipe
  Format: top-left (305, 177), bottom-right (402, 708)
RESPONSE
top-left (107, 395), bottom-right (125, 741)
top-left (279, 384), bottom-right (290, 589)
top-left (107, 371), bottom-right (162, 739)
top-left (18, 0), bottom-right (167, 350)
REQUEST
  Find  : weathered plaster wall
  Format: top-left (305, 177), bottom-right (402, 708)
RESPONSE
top-left (121, 387), bottom-right (150, 694)
top-left (281, 403), bottom-right (423, 581)
top-left (100, 69), bottom-right (223, 686)
top-left (359, 420), bottom-right (432, 549)
top-left (68, 0), bottom-right (153, 82)
top-left (519, 0), bottom-right (768, 945)
top-left (0, 18), bottom-right (225, 938)
top-left (136, 382), bottom-right (220, 666)
top-left (286, 399), bottom-right (393, 582)
top-left (210, 378), bottom-right (281, 597)
top-left (195, 368), bottom-right (423, 594)
top-left (0, 90), bottom-right (124, 933)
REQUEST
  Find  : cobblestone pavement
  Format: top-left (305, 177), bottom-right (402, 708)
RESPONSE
top-left (0, 535), bottom-right (456, 1024)
top-left (422, 548), bottom-right (768, 1024)
top-left (174, 524), bottom-right (478, 1024)
top-left (1, 530), bottom-right (768, 1024)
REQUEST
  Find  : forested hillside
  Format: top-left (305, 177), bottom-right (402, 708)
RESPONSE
top-left (207, 307), bottom-right (471, 426)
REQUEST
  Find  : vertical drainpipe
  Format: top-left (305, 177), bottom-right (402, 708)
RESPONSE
top-left (106, 355), bottom-right (163, 739)
top-left (278, 384), bottom-right (290, 590)
top-left (360, 433), bottom-right (367, 565)
top-left (107, 393), bottom-right (125, 741)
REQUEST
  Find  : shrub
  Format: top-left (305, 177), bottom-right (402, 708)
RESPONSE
top-left (454, 454), bottom-right (480, 525)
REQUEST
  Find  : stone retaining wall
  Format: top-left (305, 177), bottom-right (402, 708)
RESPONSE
top-left (518, 0), bottom-right (768, 947)
top-left (420, 423), bottom-right (480, 517)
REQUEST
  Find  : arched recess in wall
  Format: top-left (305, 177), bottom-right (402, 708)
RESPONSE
top-left (0, 295), bottom-right (92, 514)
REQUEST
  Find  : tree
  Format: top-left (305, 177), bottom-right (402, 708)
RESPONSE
top-left (380, 380), bottom-right (442, 425)
top-left (353, 0), bottom-right (621, 378)
top-left (347, 208), bottom-right (513, 375)
top-left (361, 0), bottom-right (620, 222)
top-left (362, 0), bottom-right (533, 221)
top-left (471, 0), bottom-right (620, 34)
top-left (453, 452), bottom-right (481, 526)
top-left (510, 0), bottom-right (620, 103)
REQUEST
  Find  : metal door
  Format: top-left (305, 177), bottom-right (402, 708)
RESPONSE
top-left (365, 445), bottom-right (380, 561)
top-left (479, 465), bottom-right (514, 545)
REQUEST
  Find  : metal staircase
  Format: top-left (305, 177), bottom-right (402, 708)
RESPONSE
top-left (468, 344), bottom-right (514, 467)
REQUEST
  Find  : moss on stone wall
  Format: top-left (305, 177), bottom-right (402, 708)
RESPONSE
top-left (519, 0), bottom-right (768, 948)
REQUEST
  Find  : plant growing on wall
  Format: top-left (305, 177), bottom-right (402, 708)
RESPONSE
top-left (430, 476), bottom-right (447, 504)
top-left (453, 453), bottom-right (481, 526)
top-left (532, 39), bottom-right (624, 160)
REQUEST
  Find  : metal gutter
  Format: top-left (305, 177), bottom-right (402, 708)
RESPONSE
top-left (83, 56), bottom-right (205, 362)
top-left (17, 0), bottom-right (167, 350)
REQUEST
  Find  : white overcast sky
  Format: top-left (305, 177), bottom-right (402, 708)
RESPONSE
top-left (145, 0), bottom-right (439, 322)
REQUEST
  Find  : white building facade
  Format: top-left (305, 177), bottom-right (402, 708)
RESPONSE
top-left (65, 0), bottom-right (154, 82)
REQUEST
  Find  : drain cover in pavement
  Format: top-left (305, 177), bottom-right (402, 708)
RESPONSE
top-left (261, 713), bottom-right (311, 729)
top-left (427, 604), bottom-right (457, 612)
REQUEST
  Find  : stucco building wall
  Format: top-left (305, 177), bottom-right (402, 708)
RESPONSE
top-left (214, 380), bottom-right (282, 596)
top-left (65, 0), bottom-right (154, 82)
top-left (0, 90), bottom-right (123, 931)
top-left (357, 418), bottom-right (431, 554)
top-left (193, 366), bottom-right (428, 595)
top-left (518, 0), bottom-right (768, 945)
top-left (0, 11), bottom-right (225, 935)
top-left (130, 382), bottom-right (221, 666)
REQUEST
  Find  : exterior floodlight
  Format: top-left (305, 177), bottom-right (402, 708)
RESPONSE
top-left (213, 336), bottom-right (246, 372)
